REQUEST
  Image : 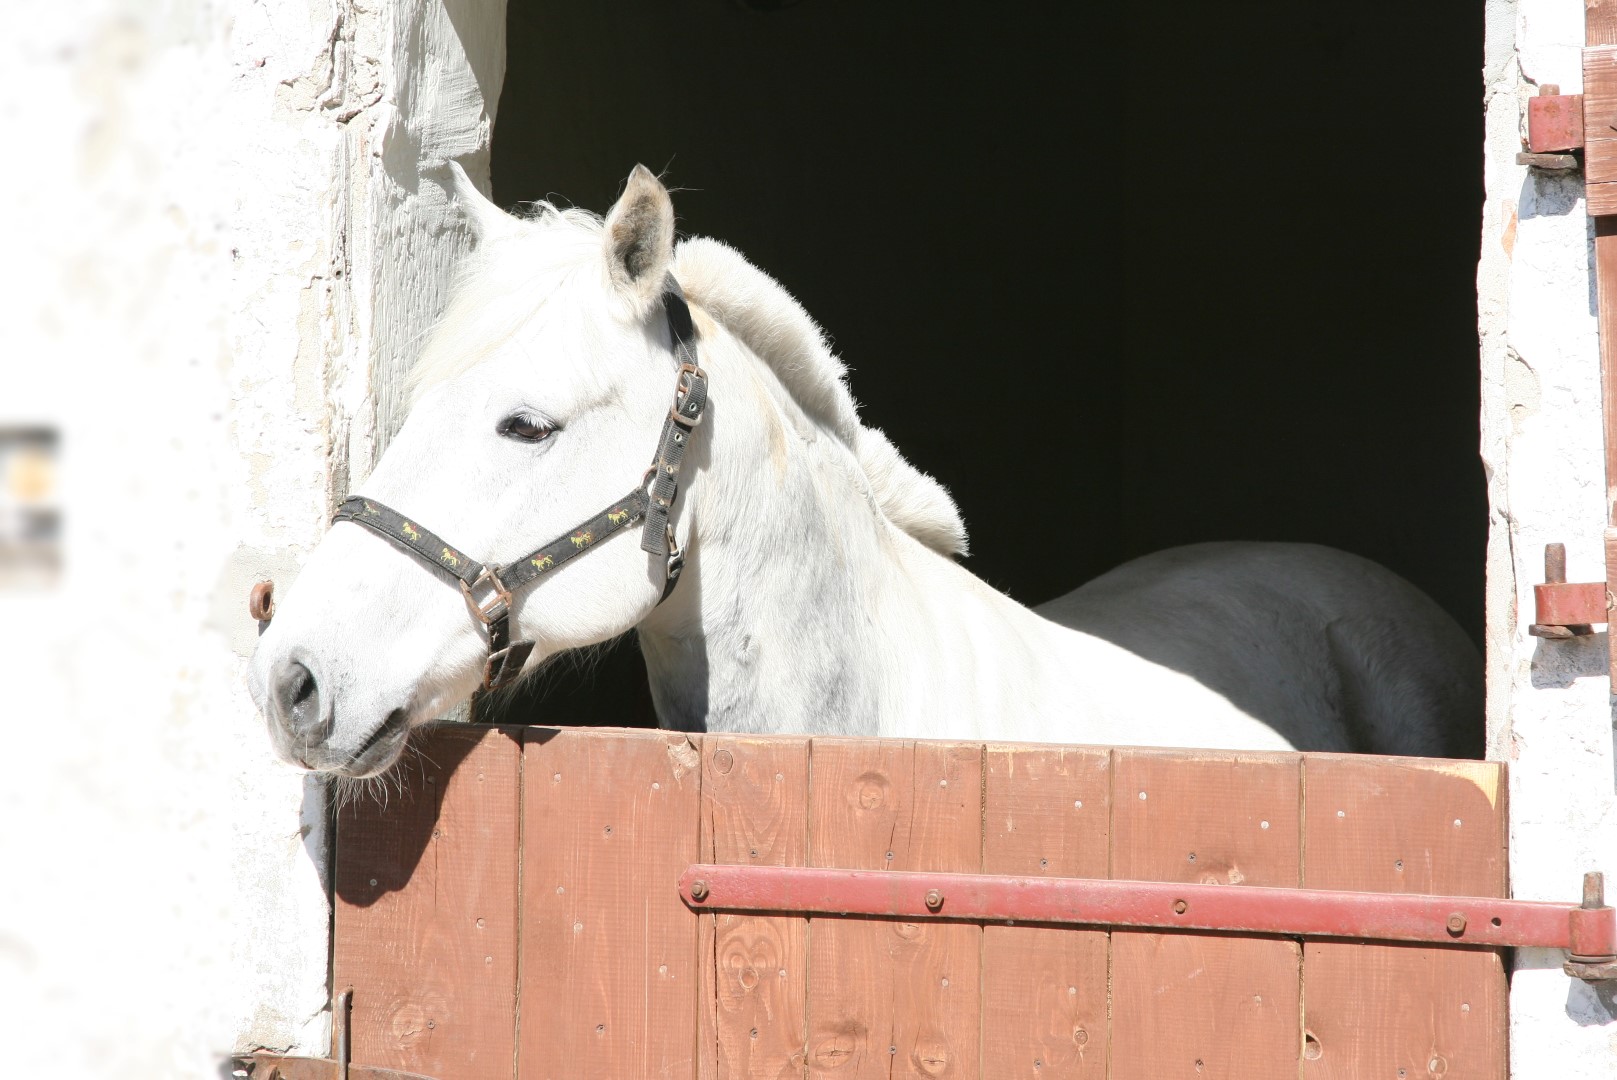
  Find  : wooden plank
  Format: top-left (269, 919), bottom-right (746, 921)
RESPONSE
top-left (519, 727), bottom-right (703, 1079)
top-left (1108, 749), bottom-right (1303, 1080)
top-left (332, 724), bottom-right (522, 1080)
top-left (1301, 756), bottom-right (1507, 1080)
top-left (696, 735), bottom-right (810, 1078)
top-left (1591, 0), bottom-right (1617, 46)
top-left (1581, 47), bottom-right (1617, 184)
top-left (805, 738), bottom-right (982, 1079)
top-left (981, 744), bottom-right (1110, 1079)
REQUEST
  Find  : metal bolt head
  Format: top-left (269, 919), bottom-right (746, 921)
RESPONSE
top-left (690, 879), bottom-right (710, 902)
top-left (1446, 913), bottom-right (1467, 935)
top-left (1173, 899), bottom-right (1189, 915)
top-left (924, 889), bottom-right (944, 911)
top-left (248, 580), bottom-right (275, 622)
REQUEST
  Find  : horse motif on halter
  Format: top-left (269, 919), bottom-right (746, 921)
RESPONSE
top-left (571, 530), bottom-right (593, 549)
top-left (531, 554), bottom-right (555, 573)
top-left (607, 507), bottom-right (631, 526)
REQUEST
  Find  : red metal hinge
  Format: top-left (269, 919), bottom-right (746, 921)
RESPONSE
top-left (1530, 542), bottom-right (1610, 637)
top-left (1519, 83), bottom-right (1585, 170)
top-left (679, 866), bottom-right (1617, 982)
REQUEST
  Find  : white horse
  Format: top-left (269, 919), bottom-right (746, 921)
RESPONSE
top-left (249, 164), bottom-right (1480, 776)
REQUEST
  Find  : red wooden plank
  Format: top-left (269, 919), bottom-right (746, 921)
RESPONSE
top-left (804, 738), bottom-right (982, 1079)
top-left (696, 735), bottom-right (809, 1078)
top-left (1301, 756), bottom-right (1508, 1080)
top-left (332, 724), bottom-right (521, 1080)
top-left (1108, 750), bottom-right (1302, 1080)
top-left (981, 745), bottom-right (1109, 1079)
top-left (519, 728), bottom-right (703, 1079)
top-left (1583, 46), bottom-right (1617, 184)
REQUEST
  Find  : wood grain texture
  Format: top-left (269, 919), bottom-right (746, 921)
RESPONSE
top-left (1607, 528), bottom-right (1617, 670)
top-left (981, 745), bottom-right (1110, 1079)
top-left (1591, 0), bottom-right (1617, 46)
top-left (805, 738), bottom-right (982, 1079)
top-left (1109, 932), bottom-right (1301, 1080)
top-left (1301, 756), bottom-right (1507, 1080)
top-left (520, 727), bottom-right (703, 1079)
top-left (1583, 47), bottom-right (1617, 183)
top-left (1109, 750), bottom-right (1303, 1080)
top-left (333, 724), bottom-right (522, 1080)
top-left (696, 735), bottom-right (810, 1079)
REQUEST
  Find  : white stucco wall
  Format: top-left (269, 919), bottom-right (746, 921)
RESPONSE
top-left (1481, 1), bottom-right (1617, 1075)
top-left (0, 0), bottom-right (502, 1075)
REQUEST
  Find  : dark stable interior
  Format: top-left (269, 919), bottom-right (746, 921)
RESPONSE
top-left (482, 1), bottom-right (1487, 728)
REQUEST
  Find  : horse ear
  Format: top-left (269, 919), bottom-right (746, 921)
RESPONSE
top-left (603, 164), bottom-right (675, 300)
top-left (446, 160), bottom-right (512, 238)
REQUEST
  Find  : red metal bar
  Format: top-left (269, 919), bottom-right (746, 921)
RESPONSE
top-left (678, 865), bottom-right (1615, 954)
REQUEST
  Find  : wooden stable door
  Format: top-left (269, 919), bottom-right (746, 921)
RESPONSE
top-left (331, 725), bottom-right (1508, 1079)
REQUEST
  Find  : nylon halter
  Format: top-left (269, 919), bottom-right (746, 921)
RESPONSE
top-left (330, 278), bottom-right (708, 691)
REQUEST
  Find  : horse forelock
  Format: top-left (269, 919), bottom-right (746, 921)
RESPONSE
top-left (407, 205), bottom-right (608, 403)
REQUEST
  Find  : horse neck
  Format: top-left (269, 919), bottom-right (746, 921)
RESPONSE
top-left (635, 323), bottom-right (1063, 738)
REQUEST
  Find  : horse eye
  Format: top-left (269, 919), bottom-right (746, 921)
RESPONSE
top-left (499, 415), bottom-right (554, 442)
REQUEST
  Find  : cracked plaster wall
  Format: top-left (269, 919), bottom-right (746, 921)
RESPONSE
top-left (0, 0), bottom-right (503, 1075)
top-left (1483, 0), bottom-right (1617, 1074)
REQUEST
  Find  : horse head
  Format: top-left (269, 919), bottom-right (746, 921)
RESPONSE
top-left (250, 164), bottom-right (696, 776)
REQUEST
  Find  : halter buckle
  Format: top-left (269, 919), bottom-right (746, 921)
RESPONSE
top-left (665, 522), bottom-right (685, 583)
top-left (670, 362), bottom-right (707, 427)
top-left (460, 567), bottom-right (513, 626)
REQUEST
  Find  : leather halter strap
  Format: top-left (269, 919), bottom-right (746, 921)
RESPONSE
top-left (331, 280), bottom-right (708, 691)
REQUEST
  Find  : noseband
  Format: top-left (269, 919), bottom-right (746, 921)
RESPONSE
top-left (330, 278), bottom-right (708, 691)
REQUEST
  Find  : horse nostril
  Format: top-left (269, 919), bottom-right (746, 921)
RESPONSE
top-left (273, 659), bottom-right (329, 744)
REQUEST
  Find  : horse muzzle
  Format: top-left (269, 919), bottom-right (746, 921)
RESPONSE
top-left (263, 655), bottom-right (409, 776)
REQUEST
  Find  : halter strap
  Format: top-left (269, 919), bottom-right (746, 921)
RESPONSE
top-left (330, 279), bottom-right (708, 691)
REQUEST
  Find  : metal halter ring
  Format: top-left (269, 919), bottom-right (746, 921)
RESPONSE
top-left (460, 567), bottom-right (513, 626)
top-left (670, 362), bottom-right (707, 426)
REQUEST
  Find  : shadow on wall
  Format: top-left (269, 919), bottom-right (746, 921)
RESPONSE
top-left (1529, 633), bottom-right (1609, 690)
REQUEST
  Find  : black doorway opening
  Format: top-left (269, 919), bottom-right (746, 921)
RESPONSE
top-left (484, 1), bottom-right (1486, 727)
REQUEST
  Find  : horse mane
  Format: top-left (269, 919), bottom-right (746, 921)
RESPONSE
top-left (672, 237), bottom-right (968, 557)
top-left (409, 208), bottom-right (969, 558)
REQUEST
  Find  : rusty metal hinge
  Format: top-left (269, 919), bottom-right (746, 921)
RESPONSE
top-left (232, 990), bottom-right (440, 1080)
top-left (1518, 83), bottom-right (1585, 170)
top-left (679, 865), bottom-right (1617, 985)
top-left (1530, 542), bottom-right (1611, 638)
